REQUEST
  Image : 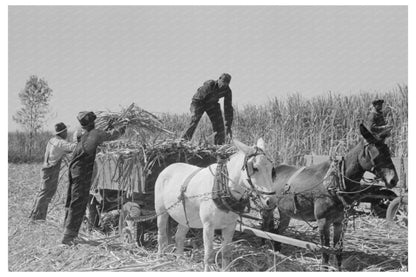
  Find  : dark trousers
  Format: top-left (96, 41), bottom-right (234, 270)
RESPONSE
top-left (29, 161), bottom-right (62, 220)
top-left (63, 170), bottom-right (93, 238)
top-left (183, 102), bottom-right (225, 145)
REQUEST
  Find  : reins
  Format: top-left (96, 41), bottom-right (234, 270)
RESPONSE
top-left (282, 155), bottom-right (381, 199)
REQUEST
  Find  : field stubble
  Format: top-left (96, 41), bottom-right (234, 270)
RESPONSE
top-left (8, 163), bottom-right (408, 272)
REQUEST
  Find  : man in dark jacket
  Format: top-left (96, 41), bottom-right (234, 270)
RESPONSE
top-left (182, 73), bottom-right (234, 145)
top-left (61, 111), bottom-right (126, 245)
top-left (367, 99), bottom-right (392, 139)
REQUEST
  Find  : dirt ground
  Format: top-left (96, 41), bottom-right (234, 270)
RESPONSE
top-left (8, 163), bottom-right (408, 272)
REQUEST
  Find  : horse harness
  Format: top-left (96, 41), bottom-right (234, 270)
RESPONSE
top-left (178, 167), bottom-right (204, 227)
top-left (281, 156), bottom-right (358, 213)
top-left (325, 156), bottom-right (379, 207)
top-left (177, 147), bottom-right (274, 226)
top-left (282, 166), bottom-right (306, 214)
top-left (211, 158), bottom-right (251, 214)
top-left (323, 157), bottom-right (351, 206)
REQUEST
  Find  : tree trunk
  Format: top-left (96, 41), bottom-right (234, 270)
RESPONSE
top-left (28, 131), bottom-right (33, 161)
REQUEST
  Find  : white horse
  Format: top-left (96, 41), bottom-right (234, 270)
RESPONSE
top-left (154, 138), bottom-right (277, 271)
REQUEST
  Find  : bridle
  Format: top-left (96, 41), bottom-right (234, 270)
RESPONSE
top-left (242, 146), bottom-right (276, 197)
top-left (331, 142), bottom-right (394, 198)
top-left (364, 142), bottom-right (396, 173)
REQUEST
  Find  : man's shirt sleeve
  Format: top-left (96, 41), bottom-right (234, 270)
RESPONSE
top-left (57, 139), bottom-right (77, 152)
top-left (224, 88), bottom-right (233, 128)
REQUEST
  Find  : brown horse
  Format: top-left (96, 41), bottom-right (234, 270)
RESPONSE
top-left (263, 124), bottom-right (398, 270)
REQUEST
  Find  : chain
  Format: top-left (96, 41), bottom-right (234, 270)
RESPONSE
top-left (132, 191), bottom-right (216, 223)
top-left (334, 201), bottom-right (357, 251)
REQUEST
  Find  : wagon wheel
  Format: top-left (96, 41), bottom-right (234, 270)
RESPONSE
top-left (386, 195), bottom-right (408, 227)
top-left (370, 190), bottom-right (397, 218)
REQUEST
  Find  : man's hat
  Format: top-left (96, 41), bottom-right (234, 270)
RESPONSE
top-left (77, 111), bottom-right (97, 127)
top-left (372, 99), bottom-right (384, 106)
top-left (55, 122), bottom-right (67, 135)
top-left (219, 73), bottom-right (232, 83)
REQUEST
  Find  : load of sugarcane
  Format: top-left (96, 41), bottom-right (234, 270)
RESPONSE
top-left (94, 138), bottom-right (235, 195)
top-left (94, 102), bottom-right (173, 136)
top-left (91, 103), bottom-right (235, 196)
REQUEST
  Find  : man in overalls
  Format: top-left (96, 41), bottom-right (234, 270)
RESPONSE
top-left (61, 111), bottom-right (126, 245)
top-left (182, 73), bottom-right (234, 145)
top-left (29, 122), bottom-right (76, 221)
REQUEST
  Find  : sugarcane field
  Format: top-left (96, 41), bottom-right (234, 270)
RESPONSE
top-left (7, 5), bottom-right (409, 273)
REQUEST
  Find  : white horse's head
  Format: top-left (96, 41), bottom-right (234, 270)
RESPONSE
top-left (233, 138), bottom-right (277, 210)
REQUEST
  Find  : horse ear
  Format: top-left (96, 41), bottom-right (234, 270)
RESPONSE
top-left (233, 139), bottom-right (251, 154)
top-left (360, 123), bottom-right (378, 144)
top-left (256, 138), bottom-right (266, 151)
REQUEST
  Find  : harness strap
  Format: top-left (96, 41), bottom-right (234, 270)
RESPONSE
top-left (178, 168), bottom-right (204, 227)
top-left (283, 167), bottom-right (305, 194)
top-left (286, 167), bottom-right (305, 189)
top-left (212, 161), bottom-right (250, 214)
top-left (282, 166), bottom-right (305, 215)
top-left (324, 158), bottom-right (351, 206)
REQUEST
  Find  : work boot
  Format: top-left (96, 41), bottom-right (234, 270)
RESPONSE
top-left (29, 214), bottom-right (46, 224)
top-left (61, 235), bottom-right (76, 246)
top-left (29, 211), bottom-right (46, 221)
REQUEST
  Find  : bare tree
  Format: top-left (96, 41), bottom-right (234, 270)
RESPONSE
top-left (13, 75), bottom-right (53, 158)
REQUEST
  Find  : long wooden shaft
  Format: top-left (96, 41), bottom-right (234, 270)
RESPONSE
top-left (235, 223), bottom-right (334, 254)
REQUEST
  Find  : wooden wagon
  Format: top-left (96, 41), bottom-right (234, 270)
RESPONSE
top-left (85, 140), bottom-right (224, 244)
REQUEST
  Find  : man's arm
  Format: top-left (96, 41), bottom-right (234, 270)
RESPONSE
top-left (73, 128), bottom-right (84, 142)
top-left (97, 126), bottom-right (126, 144)
top-left (57, 139), bottom-right (77, 153)
top-left (224, 89), bottom-right (234, 135)
top-left (83, 127), bottom-right (126, 154)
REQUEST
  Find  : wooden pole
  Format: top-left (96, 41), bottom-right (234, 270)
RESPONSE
top-left (235, 223), bottom-right (334, 254)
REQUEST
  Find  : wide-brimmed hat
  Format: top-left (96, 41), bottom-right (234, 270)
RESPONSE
top-left (372, 99), bottom-right (384, 106)
top-left (77, 111), bottom-right (97, 127)
top-left (55, 122), bottom-right (67, 135)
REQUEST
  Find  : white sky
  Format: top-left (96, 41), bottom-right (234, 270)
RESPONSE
top-left (2, 1), bottom-right (415, 275)
top-left (8, 5), bottom-right (407, 132)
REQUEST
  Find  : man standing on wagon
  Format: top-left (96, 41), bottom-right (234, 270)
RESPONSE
top-left (29, 123), bottom-right (76, 221)
top-left (182, 73), bottom-right (234, 145)
top-left (61, 111), bottom-right (126, 245)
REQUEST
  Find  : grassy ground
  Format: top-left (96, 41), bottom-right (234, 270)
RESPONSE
top-left (8, 163), bottom-right (408, 272)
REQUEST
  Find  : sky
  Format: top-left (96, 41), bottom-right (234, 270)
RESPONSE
top-left (8, 5), bottom-right (408, 132)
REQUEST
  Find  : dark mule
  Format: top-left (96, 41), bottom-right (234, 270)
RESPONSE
top-left (264, 124), bottom-right (398, 270)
